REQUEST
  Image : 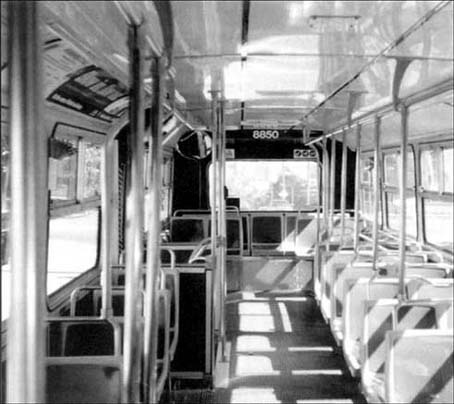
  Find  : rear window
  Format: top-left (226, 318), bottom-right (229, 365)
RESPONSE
top-left (209, 160), bottom-right (319, 211)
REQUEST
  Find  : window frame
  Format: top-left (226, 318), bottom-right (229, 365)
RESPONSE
top-left (417, 140), bottom-right (454, 251)
top-left (359, 152), bottom-right (380, 223)
top-left (382, 146), bottom-right (418, 239)
top-left (208, 158), bottom-right (320, 212)
top-left (46, 123), bottom-right (105, 311)
top-left (49, 123), bottom-right (105, 212)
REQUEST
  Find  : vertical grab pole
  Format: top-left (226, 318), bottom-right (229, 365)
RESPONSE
top-left (322, 136), bottom-right (330, 249)
top-left (218, 98), bottom-right (227, 360)
top-left (144, 57), bottom-right (165, 404)
top-left (329, 136), bottom-right (337, 236)
top-left (7, 2), bottom-right (47, 402)
top-left (398, 106), bottom-right (408, 299)
top-left (340, 129), bottom-right (348, 246)
top-left (122, 24), bottom-right (145, 404)
top-left (100, 138), bottom-right (114, 318)
top-left (372, 116), bottom-right (382, 267)
top-left (353, 124), bottom-right (362, 253)
top-left (210, 91), bottom-right (218, 296)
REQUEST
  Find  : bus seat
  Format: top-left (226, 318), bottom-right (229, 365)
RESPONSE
top-left (294, 216), bottom-right (318, 255)
top-left (208, 217), bottom-right (243, 255)
top-left (46, 357), bottom-right (121, 403)
top-left (170, 217), bottom-right (205, 243)
top-left (361, 299), bottom-right (452, 403)
top-left (65, 322), bottom-right (116, 356)
top-left (385, 330), bottom-right (453, 404)
top-left (406, 278), bottom-right (454, 300)
top-left (329, 264), bottom-right (375, 343)
top-left (47, 319), bottom-right (121, 357)
top-left (251, 215), bottom-right (282, 254)
top-left (343, 278), bottom-right (399, 374)
top-left (320, 250), bottom-right (356, 320)
top-left (405, 264), bottom-right (450, 278)
top-left (71, 286), bottom-right (145, 317)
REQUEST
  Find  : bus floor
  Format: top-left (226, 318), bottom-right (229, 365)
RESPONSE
top-left (166, 290), bottom-right (366, 404)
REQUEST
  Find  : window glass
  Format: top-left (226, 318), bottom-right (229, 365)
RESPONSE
top-left (442, 147), bottom-right (453, 193)
top-left (421, 149), bottom-right (440, 191)
top-left (161, 158), bottom-right (172, 221)
top-left (360, 157), bottom-right (374, 186)
top-left (47, 209), bottom-right (99, 295)
top-left (386, 193), bottom-right (417, 237)
top-left (48, 137), bottom-right (78, 202)
top-left (210, 160), bottom-right (319, 211)
top-left (161, 190), bottom-right (170, 221)
top-left (360, 188), bottom-right (374, 219)
top-left (1, 122), bottom-right (10, 320)
top-left (424, 199), bottom-right (453, 251)
top-left (82, 142), bottom-right (101, 199)
top-left (384, 151), bottom-right (415, 188)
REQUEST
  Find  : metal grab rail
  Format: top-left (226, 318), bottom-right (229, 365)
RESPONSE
top-left (340, 129), bottom-right (348, 246)
top-left (160, 268), bottom-right (180, 360)
top-left (188, 237), bottom-right (212, 264)
top-left (353, 124), bottom-right (362, 253)
top-left (122, 23), bottom-right (145, 404)
top-left (143, 55), bottom-right (166, 404)
top-left (7, 2), bottom-right (47, 402)
top-left (160, 247), bottom-right (179, 360)
top-left (155, 290), bottom-right (171, 401)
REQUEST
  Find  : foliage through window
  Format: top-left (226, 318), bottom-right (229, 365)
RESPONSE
top-left (82, 142), bottom-right (102, 199)
top-left (48, 137), bottom-right (78, 202)
top-left (420, 144), bottom-right (453, 251)
top-left (210, 160), bottom-right (319, 211)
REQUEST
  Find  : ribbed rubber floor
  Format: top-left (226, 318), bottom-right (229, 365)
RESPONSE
top-left (167, 290), bottom-right (366, 403)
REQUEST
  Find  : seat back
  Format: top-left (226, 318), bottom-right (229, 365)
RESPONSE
top-left (330, 264), bottom-right (375, 320)
top-left (407, 278), bottom-right (454, 300)
top-left (71, 286), bottom-right (145, 317)
top-left (251, 214), bottom-right (282, 254)
top-left (46, 357), bottom-right (122, 404)
top-left (406, 265), bottom-right (449, 278)
top-left (385, 330), bottom-right (454, 404)
top-left (47, 319), bottom-right (121, 357)
top-left (170, 217), bottom-right (205, 243)
top-left (362, 299), bottom-right (451, 378)
top-left (343, 278), bottom-right (399, 368)
top-left (320, 250), bottom-right (356, 319)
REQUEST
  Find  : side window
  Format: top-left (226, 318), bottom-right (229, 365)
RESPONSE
top-left (161, 157), bottom-right (173, 221)
top-left (47, 126), bottom-right (103, 300)
top-left (48, 136), bottom-right (78, 204)
top-left (81, 141), bottom-right (102, 200)
top-left (419, 144), bottom-right (453, 251)
top-left (359, 156), bottom-right (375, 220)
top-left (383, 149), bottom-right (417, 237)
top-left (1, 119), bottom-right (11, 320)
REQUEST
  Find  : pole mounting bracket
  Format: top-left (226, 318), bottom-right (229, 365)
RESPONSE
top-left (392, 56), bottom-right (414, 110)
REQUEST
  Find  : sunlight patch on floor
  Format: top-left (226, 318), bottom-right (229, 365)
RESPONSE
top-left (235, 355), bottom-right (280, 376)
top-left (278, 302), bottom-right (293, 332)
top-left (288, 346), bottom-right (334, 352)
top-left (296, 399), bottom-right (354, 403)
top-left (238, 301), bottom-right (271, 315)
top-left (291, 369), bottom-right (344, 376)
top-left (239, 314), bottom-right (275, 332)
top-left (231, 388), bottom-right (281, 404)
top-left (274, 297), bottom-right (308, 302)
top-left (236, 335), bottom-right (276, 352)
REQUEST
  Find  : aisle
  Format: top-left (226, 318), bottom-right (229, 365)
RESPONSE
top-left (214, 290), bottom-right (366, 403)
